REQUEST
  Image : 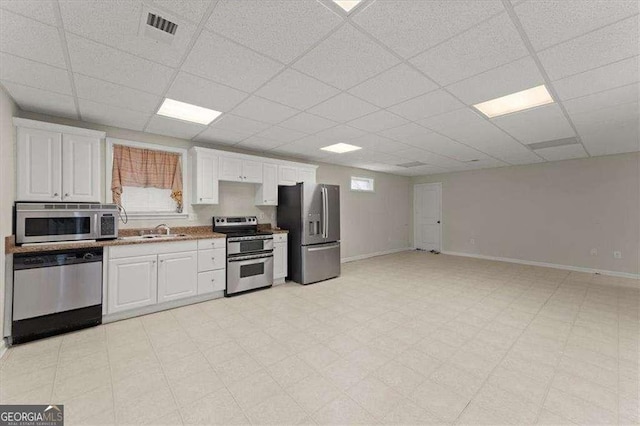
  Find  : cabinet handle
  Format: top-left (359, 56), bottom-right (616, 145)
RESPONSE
top-left (53, 193), bottom-right (59, 197)
top-left (160, 259), bottom-right (164, 263)
top-left (64, 193), bottom-right (69, 197)
top-left (153, 260), bottom-right (156, 264)
top-left (211, 257), bottom-right (215, 260)
top-left (200, 198), bottom-right (203, 201)
top-left (211, 278), bottom-right (215, 282)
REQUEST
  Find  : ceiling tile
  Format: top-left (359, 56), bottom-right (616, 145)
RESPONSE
top-left (347, 110), bottom-right (409, 133)
top-left (492, 104), bottom-right (575, 144)
top-left (0, 0), bottom-right (57, 25)
top-left (562, 83), bottom-right (639, 116)
top-left (314, 124), bottom-right (366, 141)
top-left (461, 157), bottom-right (509, 170)
top-left (497, 150), bottom-right (544, 165)
top-left (231, 96), bottom-right (299, 124)
top-left (347, 64), bottom-right (438, 108)
top-left (387, 89), bottom-right (465, 121)
top-left (207, 0), bottom-right (342, 63)
top-left (271, 139), bottom-right (333, 159)
top-left (352, 0), bottom-right (504, 58)
top-left (534, 144), bottom-right (588, 161)
top-left (182, 30), bottom-right (283, 92)
top-left (0, 9), bottom-right (66, 68)
top-left (292, 24), bottom-right (400, 90)
top-left (66, 34), bottom-right (174, 95)
top-left (394, 147), bottom-right (465, 168)
top-left (446, 56), bottom-right (545, 105)
top-left (514, 0), bottom-right (639, 51)
top-left (79, 99), bottom-right (151, 130)
top-left (2, 82), bottom-right (77, 119)
top-left (257, 126), bottom-right (307, 143)
top-left (0, 52), bottom-right (72, 95)
top-left (278, 112), bottom-right (337, 134)
top-left (151, 0), bottom-right (212, 23)
top-left (410, 13), bottom-right (528, 85)
top-left (193, 126), bottom-right (251, 145)
top-left (570, 101), bottom-right (639, 135)
top-left (75, 74), bottom-right (161, 113)
top-left (538, 16), bottom-right (639, 80)
top-left (579, 118), bottom-right (639, 156)
top-left (237, 135), bottom-right (285, 151)
top-left (208, 114), bottom-right (270, 135)
top-left (347, 134), bottom-right (409, 153)
top-left (552, 56), bottom-right (639, 101)
top-left (166, 71), bottom-right (248, 113)
top-left (308, 93), bottom-right (378, 122)
top-left (254, 69), bottom-right (340, 110)
top-left (59, 0), bottom-right (198, 68)
top-left (146, 115), bottom-right (206, 139)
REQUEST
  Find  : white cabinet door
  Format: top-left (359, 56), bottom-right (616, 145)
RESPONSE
top-left (62, 134), bottom-right (101, 202)
top-left (278, 165), bottom-right (298, 186)
top-left (16, 127), bottom-right (62, 201)
top-left (157, 251), bottom-right (198, 303)
top-left (219, 156), bottom-right (243, 182)
top-left (193, 150), bottom-right (218, 204)
top-left (108, 255), bottom-right (158, 313)
top-left (273, 242), bottom-right (287, 280)
top-left (298, 168), bottom-right (316, 184)
top-left (257, 163), bottom-right (277, 205)
top-left (242, 160), bottom-right (263, 183)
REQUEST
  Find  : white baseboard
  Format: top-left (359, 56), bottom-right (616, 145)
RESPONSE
top-left (0, 339), bottom-right (7, 359)
top-left (442, 250), bottom-right (640, 283)
top-left (341, 247), bottom-right (412, 263)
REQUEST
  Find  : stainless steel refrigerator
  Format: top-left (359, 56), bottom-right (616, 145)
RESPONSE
top-left (277, 183), bottom-right (340, 284)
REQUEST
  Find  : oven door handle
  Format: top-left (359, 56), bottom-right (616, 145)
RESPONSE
top-left (227, 235), bottom-right (274, 242)
top-left (228, 253), bottom-right (274, 262)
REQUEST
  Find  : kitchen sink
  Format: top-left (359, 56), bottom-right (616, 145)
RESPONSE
top-left (118, 233), bottom-right (188, 240)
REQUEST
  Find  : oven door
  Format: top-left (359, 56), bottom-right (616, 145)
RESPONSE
top-left (227, 236), bottom-right (274, 255)
top-left (16, 211), bottom-right (98, 244)
top-left (226, 252), bottom-right (274, 295)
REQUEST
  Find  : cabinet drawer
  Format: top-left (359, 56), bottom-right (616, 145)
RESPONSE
top-left (198, 248), bottom-right (226, 272)
top-left (273, 233), bottom-right (288, 243)
top-left (197, 238), bottom-right (226, 250)
top-left (109, 240), bottom-right (198, 259)
top-left (198, 270), bottom-right (225, 294)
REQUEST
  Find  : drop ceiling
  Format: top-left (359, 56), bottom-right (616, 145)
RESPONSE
top-left (0, 0), bottom-right (638, 177)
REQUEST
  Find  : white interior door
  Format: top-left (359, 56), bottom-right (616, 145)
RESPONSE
top-left (414, 183), bottom-right (442, 251)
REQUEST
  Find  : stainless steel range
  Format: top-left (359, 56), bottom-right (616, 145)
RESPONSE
top-left (213, 216), bottom-right (273, 296)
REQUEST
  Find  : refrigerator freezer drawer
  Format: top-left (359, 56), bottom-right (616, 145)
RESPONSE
top-left (301, 242), bottom-right (341, 284)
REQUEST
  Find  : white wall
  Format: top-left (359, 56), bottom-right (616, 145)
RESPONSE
top-left (413, 153), bottom-right (640, 276)
top-left (0, 86), bottom-right (17, 348)
top-left (15, 111), bottom-right (412, 260)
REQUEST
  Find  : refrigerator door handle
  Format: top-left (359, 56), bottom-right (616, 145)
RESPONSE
top-left (307, 243), bottom-right (340, 252)
top-left (323, 186), bottom-right (329, 239)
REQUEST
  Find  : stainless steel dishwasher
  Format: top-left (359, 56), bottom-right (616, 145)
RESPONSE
top-left (11, 247), bottom-right (103, 344)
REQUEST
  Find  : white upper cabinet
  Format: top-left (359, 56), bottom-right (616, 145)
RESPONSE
top-left (15, 118), bottom-right (104, 203)
top-left (219, 156), bottom-right (263, 183)
top-left (16, 127), bottom-right (62, 202)
top-left (62, 134), bottom-right (101, 202)
top-left (191, 148), bottom-right (218, 205)
top-left (278, 165), bottom-right (317, 186)
top-left (256, 163), bottom-right (278, 206)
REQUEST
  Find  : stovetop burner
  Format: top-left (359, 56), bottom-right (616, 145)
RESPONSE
top-left (213, 216), bottom-right (272, 239)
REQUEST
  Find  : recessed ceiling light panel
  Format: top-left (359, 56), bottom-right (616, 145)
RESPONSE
top-left (333, 0), bottom-right (362, 13)
top-left (321, 143), bottom-right (362, 153)
top-left (156, 98), bottom-right (222, 125)
top-left (473, 85), bottom-right (554, 118)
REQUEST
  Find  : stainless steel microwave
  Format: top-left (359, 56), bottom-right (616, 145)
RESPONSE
top-left (15, 202), bottom-right (119, 244)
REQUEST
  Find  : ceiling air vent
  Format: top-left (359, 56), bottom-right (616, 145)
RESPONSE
top-left (397, 161), bottom-right (427, 168)
top-left (466, 159), bottom-right (480, 162)
top-left (527, 137), bottom-right (579, 150)
top-left (139, 8), bottom-right (179, 44)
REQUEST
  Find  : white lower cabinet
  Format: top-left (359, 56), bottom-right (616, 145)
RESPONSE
top-left (157, 251), bottom-right (198, 303)
top-left (107, 255), bottom-right (158, 313)
top-left (198, 269), bottom-right (226, 294)
top-left (273, 233), bottom-right (288, 282)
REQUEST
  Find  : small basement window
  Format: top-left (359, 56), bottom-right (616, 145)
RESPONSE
top-left (351, 176), bottom-right (374, 192)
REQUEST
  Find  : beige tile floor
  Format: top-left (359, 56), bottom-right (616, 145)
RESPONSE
top-left (1, 252), bottom-right (638, 425)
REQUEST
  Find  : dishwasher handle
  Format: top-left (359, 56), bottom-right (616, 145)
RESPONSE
top-left (14, 248), bottom-right (104, 270)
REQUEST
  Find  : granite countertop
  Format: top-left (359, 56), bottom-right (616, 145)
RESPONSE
top-left (258, 224), bottom-right (289, 234)
top-left (5, 226), bottom-right (227, 254)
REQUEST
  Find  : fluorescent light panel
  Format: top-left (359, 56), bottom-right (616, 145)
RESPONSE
top-left (157, 98), bottom-right (222, 125)
top-left (473, 85), bottom-right (554, 118)
top-left (321, 143), bottom-right (362, 153)
top-left (333, 0), bottom-right (362, 12)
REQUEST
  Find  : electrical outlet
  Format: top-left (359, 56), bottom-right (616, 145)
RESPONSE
top-left (469, 238), bottom-right (475, 245)
top-left (590, 248), bottom-right (597, 256)
top-left (259, 212), bottom-right (265, 220)
top-left (613, 251), bottom-right (622, 259)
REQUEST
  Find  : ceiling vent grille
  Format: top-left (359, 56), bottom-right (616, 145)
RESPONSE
top-left (397, 161), bottom-right (426, 168)
top-left (527, 137), bottom-right (579, 150)
top-left (466, 159), bottom-right (480, 162)
top-left (147, 13), bottom-right (178, 35)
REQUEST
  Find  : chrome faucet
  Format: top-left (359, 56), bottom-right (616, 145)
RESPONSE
top-left (154, 224), bottom-right (171, 235)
